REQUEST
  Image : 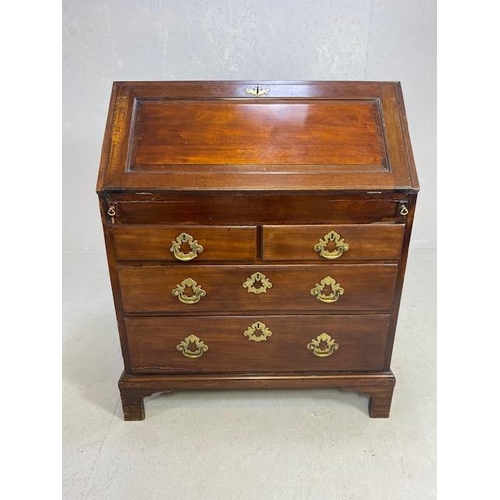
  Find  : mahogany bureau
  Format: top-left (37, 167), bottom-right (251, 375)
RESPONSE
top-left (96, 81), bottom-right (419, 420)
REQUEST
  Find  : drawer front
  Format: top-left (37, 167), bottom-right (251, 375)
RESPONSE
top-left (118, 264), bottom-right (398, 313)
top-left (109, 193), bottom-right (407, 225)
top-left (125, 314), bottom-right (390, 373)
top-left (113, 226), bottom-right (256, 261)
top-left (263, 224), bottom-right (404, 261)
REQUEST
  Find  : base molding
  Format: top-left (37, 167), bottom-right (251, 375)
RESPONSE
top-left (118, 371), bottom-right (396, 421)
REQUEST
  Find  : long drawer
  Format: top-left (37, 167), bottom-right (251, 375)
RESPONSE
top-left (118, 264), bottom-right (398, 313)
top-left (125, 314), bottom-right (391, 373)
top-left (109, 193), bottom-right (407, 225)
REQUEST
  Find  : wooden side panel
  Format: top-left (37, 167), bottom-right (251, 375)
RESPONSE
top-left (125, 314), bottom-right (391, 373)
top-left (263, 224), bottom-right (405, 261)
top-left (118, 264), bottom-right (398, 313)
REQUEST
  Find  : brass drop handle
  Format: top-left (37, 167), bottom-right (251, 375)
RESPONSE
top-left (307, 333), bottom-right (339, 357)
top-left (170, 232), bottom-right (204, 261)
top-left (399, 204), bottom-right (409, 216)
top-left (243, 321), bottom-right (273, 342)
top-left (172, 278), bottom-right (206, 305)
top-left (313, 230), bottom-right (349, 260)
top-left (176, 334), bottom-right (209, 358)
top-left (107, 205), bottom-right (117, 223)
top-left (310, 276), bottom-right (345, 303)
top-left (242, 272), bottom-right (273, 294)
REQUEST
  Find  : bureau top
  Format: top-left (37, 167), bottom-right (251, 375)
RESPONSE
top-left (96, 81), bottom-right (419, 193)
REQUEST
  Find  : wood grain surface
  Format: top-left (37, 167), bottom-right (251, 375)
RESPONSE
top-left (263, 224), bottom-right (404, 261)
top-left (97, 81), bottom-right (419, 419)
top-left (113, 225), bottom-right (257, 261)
top-left (118, 263), bottom-right (399, 313)
top-left (125, 314), bottom-right (391, 373)
top-left (96, 81), bottom-right (419, 191)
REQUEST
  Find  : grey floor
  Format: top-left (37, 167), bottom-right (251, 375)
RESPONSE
top-left (63, 249), bottom-right (436, 500)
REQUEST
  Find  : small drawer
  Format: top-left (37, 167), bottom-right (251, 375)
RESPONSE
top-left (125, 314), bottom-right (390, 374)
top-left (118, 263), bottom-right (398, 313)
top-left (113, 226), bottom-right (256, 261)
top-left (263, 224), bottom-right (405, 261)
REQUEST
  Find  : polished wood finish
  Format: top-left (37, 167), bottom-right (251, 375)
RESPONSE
top-left (96, 81), bottom-right (419, 191)
top-left (125, 314), bottom-right (390, 373)
top-left (113, 226), bottom-right (256, 261)
top-left (108, 193), bottom-right (407, 226)
top-left (118, 264), bottom-right (398, 313)
top-left (263, 224), bottom-right (405, 261)
top-left (118, 371), bottom-right (396, 420)
top-left (131, 100), bottom-right (387, 168)
top-left (97, 81), bottom-right (419, 420)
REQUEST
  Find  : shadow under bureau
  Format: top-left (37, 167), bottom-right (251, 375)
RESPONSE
top-left (96, 81), bottom-right (419, 420)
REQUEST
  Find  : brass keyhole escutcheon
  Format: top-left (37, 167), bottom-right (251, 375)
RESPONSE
top-left (310, 276), bottom-right (345, 303)
top-left (245, 86), bottom-right (270, 97)
top-left (172, 277), bottom-right (207, 305)
top-left (313, 230), bottom-right (349, 260)
top-left (307, 333), bottom-right (339, 357)
top-left (170, 232), bottom-right (204, 261)
top-left (242, 272), bottom-right (273, 294)
top-left (243, 321), bottom-right (273, 342)
top-left (176, 334), bottom-right (209, 358)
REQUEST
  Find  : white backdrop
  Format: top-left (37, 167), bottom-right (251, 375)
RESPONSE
top-left (63, 0), bottom-right (436, 252)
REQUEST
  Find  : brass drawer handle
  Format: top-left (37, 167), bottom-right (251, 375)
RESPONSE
top-left (310, 276), bottom-right (345, 303)
top-left (172, 278), bottom-right (206, 305)
top-left (242, 272), bottom-right (273, 294)
top-left (307, 333), bottom-right (339, 357)
top-left (313, 230), bottom-right (349, 260)
top-left (176, 334), bottom-right (209, 358)
top-left (170, 232), bottom-right (204, 261)
top-left (243, 321), bottom-right (272, 342)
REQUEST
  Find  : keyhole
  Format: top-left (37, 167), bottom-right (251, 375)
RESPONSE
top-left (326, 241), bottom-right (338, 252)
top-left (180, 241), bottom-right (191, 254)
